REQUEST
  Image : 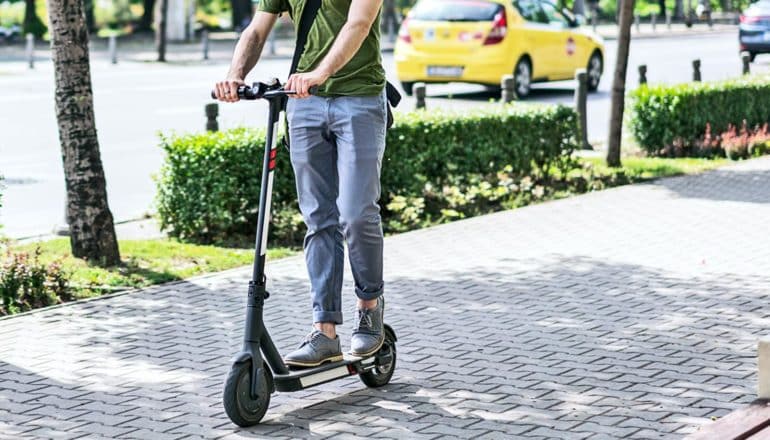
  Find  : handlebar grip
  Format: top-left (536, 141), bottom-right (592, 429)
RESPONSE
top-left (308, 86), bottom-right (319, 95)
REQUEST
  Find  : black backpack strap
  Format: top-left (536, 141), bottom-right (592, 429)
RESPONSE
top-left (280, 0), bottom-right (322, 151)
top-left (289, 0), bottom-right (322, 75)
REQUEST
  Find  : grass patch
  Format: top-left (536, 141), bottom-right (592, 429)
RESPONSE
top-left (13, 239), bottom-right (294, 300)
top-left (581, 156), bottom-right (729, 180)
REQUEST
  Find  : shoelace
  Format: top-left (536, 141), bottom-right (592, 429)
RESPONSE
top-left (301, 330), bottom-right (325, 348)
top-left (354, 308), bottom-right (374, 333)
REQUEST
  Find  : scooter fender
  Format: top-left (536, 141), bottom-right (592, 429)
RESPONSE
top-left (384, 324), bottom-right (397, 342)
top-left (230, 351), bottom-right (253, 365)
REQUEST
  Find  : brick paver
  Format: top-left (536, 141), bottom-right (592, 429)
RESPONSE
top-left (2, 157), bottom-right (770, 439)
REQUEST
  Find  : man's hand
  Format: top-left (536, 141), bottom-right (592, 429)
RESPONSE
top-left (286, 69), bottom-right (330, 98)
top-left (213, 79), bottom-right (246, 102)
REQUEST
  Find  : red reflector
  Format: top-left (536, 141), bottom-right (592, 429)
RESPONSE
top-left (270, 149), bottom-right (277, 159)
top-left (268, 159), bottom-right (276, 170)
top-left (399, 17), bottom-right (412, 44)
top-left (741, 15), bottom-right (767, 23)
top-left (483, 10), bottom-right (507, 45)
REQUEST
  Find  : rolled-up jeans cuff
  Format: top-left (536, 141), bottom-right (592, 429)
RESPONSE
top-left (314, 310), bottom-right (343, 325)
top-left (355, 283), bottom-right (384, 301)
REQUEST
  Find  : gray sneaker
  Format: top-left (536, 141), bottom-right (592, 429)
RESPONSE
top-left (350, 296), bottom-right (385, 357)
top-left (284, 330), bottom-right (343, 368)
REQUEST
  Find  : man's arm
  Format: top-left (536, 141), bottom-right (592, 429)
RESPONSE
top-left (286, 0), bottom-right (383, 98)
top-left (214, 12), bottom-right (278, 102)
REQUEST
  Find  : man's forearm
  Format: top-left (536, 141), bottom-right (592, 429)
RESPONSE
top-left (315, 20), bottom-right (372, 78)
top-left (227, 28), bottom-right (266, 80)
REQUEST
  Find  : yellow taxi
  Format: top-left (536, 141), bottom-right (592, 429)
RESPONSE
top-left (394, 0), bottom-right (605, 98)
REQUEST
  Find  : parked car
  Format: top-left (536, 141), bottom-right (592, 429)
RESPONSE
top-left (394, 0), bottom-right (605, 97)
top-left (739, 0), bottom-right (770, 62)
top-left (0, 25), bottom-right (20, 43)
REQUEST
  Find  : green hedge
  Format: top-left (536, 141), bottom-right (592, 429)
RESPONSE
top-left (629, 75), bottom-right (770, 156)
top-left (155, 104), bottom-right (579, 245)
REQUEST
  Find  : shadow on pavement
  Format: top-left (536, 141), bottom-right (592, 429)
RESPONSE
top-left (654, 165), bottom-right (770, 204)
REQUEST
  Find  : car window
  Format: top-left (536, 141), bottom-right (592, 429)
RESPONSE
top-left (410, 0), bottom-right (502, 21)
top-left (538, 0), bottom-right (570, 27)
top-left (514, 0), bottom-right (547, 22)
top-left (747, 0), bottom-right (770, 13)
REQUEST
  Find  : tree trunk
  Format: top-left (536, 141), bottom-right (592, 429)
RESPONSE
top-left (47, 0), bottom-right (121, 266)
top-left (382, 0), bottom-right (399, 41)
top-left (23, 0), bottom-right (46, 37)
top-left (231, 0), bottom-right (253, 31)
top-left (574, 0), bottom-right (587, 16)
top-left (658, 0), bottom-right (666, 15)
top-left (156, 0), bottom-right (168, 62)
top-left (139, 0), bottom-right (156, 31)
top-left (674, 0), bottom-right (684, 19)
top-left (606, 0), bottom-right (634, 168)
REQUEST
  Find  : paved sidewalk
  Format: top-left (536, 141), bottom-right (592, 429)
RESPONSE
top-left (2, 157), bottom-right (770, 439)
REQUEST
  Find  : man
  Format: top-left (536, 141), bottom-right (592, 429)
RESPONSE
top-left (213, 0), bottom-right (387, 367)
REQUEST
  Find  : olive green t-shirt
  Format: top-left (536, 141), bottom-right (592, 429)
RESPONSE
top-left (257, 0), bottom-right (386, 97)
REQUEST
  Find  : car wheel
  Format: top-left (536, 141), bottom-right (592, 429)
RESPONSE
top-left (513, 58), bottom-right (532, 99)
top-left (587, 52), bottom-right (603, 92)
top-left (401, 81), bottom-right (415, 96)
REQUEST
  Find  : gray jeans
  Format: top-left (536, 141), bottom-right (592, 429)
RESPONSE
top-left (286, 91), bottom-right (387, 325)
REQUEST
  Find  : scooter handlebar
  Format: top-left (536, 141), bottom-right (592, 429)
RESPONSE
top-left (210, 84), bottom-right (319, 100)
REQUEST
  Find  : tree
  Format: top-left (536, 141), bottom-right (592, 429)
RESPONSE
top-left (573, 0), bottom-right (587, 16)
top-left (606, 0), bottom-right (634, 167)
top-left (231, 0), bottom-right (253, 31)
top-left (23, 0), bottom-right (46, 38)
top-left (139, 0), bottom-right (157, 32)
top-left (658, 0), bottom-right (666, 15)
top-left (156, 0), bottom-right (169, 62)
top-left (47, 0), bottom-right (121, 266)
top-left (674, 0), bottom-right (684, 19)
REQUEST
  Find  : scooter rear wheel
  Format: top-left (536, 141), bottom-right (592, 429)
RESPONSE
top-left (359, 328), bottom-right (397, 388)
top-left (223, 362), bottom-right (271, 427)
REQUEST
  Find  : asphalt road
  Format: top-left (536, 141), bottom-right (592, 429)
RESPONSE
top-left (0, 31), bottom-right (767, 239)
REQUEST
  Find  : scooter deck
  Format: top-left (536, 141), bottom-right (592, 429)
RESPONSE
top-left (272, 354), bottom-right (376, 392)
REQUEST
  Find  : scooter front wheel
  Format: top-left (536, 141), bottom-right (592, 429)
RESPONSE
top-left (223, 362), bottom-right (271, 427)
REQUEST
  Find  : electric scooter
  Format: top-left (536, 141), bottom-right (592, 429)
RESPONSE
top-left (211, 79), bottom-right (397, 427)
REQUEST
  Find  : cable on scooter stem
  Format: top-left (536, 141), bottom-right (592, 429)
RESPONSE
top-left (210, 83), bottom-right (319, 100)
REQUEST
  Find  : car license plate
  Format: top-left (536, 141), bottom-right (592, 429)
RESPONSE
top-left (427, 66), bottom-right (464, 77)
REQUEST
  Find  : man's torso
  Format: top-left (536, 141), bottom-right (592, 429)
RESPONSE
top-left (258, 0), bottom-right (386, 97)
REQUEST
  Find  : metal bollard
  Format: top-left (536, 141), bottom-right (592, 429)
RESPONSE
top-left (651, 12), bottom-right (657, 31)
top-left (592, 10), bottom-right (598, 33)
top-left (741, 52), bottom-right (751, 74)
top-left (108, 35), bottom-right (117, 64)
top-left (574, 69), bottom-right (592, 150)
top-left (414, 82), bottom-right (426, 109)
top-left (638, 64), bottom-right (648, 85)
top-left (268, 28), bottom-right (277, 55)
top-left (634, 13), bottom-right (640, 32)
top-left (387, 15), bottom-right (396, 43)
top-left (202, 29), bottom-right (210, 60)
top-left (692, 59), bottom-right (701, 82)
top-left (54, 205), bottom-right (70, 236)
top-left (25, 33), bottom-right (34, 69)
top-left (760, 338), bottom-right (770, 399)
top-left (501, 74), bottom-right (516, 103)
top-left (205, 103), bottom-right (219, 132)
top-left (666, 11), bottom-right (672, 30)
